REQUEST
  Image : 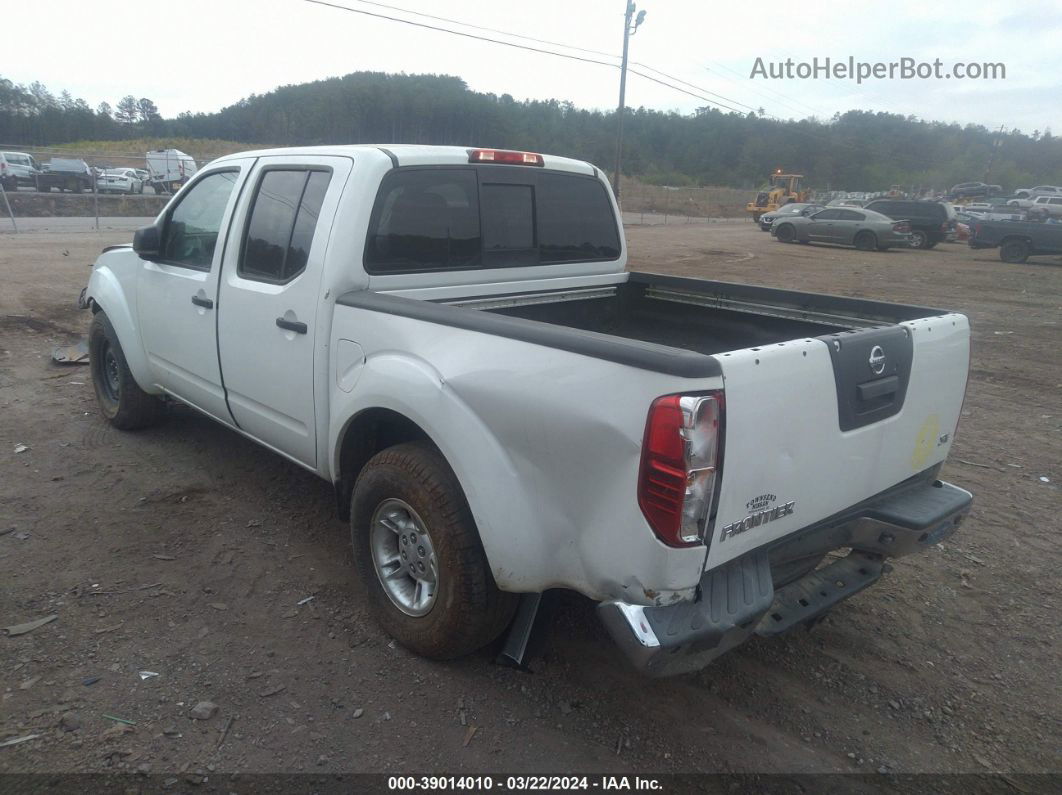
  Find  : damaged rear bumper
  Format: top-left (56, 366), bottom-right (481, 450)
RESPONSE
top-left (598, 478), bottom-right (972, 677)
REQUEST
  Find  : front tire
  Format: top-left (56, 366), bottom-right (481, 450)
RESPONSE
top-left (89, 311), bottom-right (165, 430)
top-left (351, 442), bottom-right (517, 660)
top-left (775, 223), bottom-right (796, 243)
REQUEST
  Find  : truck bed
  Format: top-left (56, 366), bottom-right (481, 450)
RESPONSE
top-left (469, 272), bottom-right (943, 358)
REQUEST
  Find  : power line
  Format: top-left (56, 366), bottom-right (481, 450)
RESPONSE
top-left (303, 0), bottom-right (754, 115)
top-left (629, 62), bottom-right (759, 114)
top-left (340, 0), bottom-right (620, 60)
top-left (626, 69), bottom-right (743, 114)
top-left (302, 0), bottom-right (618, 69)
top-left (338, 0), bottom-right (764, 118)
top-left (703, 61), bottom-right (823, 118)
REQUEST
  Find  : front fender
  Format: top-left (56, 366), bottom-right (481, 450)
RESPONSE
top-left (86, 257), bottom-right (156, 393)
top-left (329, 351), bottom-right (550, 594)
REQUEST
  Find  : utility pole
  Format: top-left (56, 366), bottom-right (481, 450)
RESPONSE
top-left (612, 1), bottom-right (645, 204)
top-left (983, 124), bottom-right (1005, 184)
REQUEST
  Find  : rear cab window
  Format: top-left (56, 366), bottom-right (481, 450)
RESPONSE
top-left (365, 166), bottom-right (620, 274)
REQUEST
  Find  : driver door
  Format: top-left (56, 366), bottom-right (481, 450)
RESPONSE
top-left (136, 161), bottom-right (254, 423)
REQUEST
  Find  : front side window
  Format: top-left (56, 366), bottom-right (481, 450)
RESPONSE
top-left (160, 170), bottom-right (239, 269)
top-left (240, 169), bottom-right (332, 282)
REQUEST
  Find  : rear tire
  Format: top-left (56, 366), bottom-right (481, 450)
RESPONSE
top-left (351, 442), bottom-right (518, 660)
top-left (89, 311), bottom-right (165, 430)
top-left (854, 230), bottom-right (877, 251)
top-left (775, 223), bottom-right (796, 243)
top-left (1000, 239), bottom-right (1029, 263)
top-left (909, 230), bottom-right (929, 249)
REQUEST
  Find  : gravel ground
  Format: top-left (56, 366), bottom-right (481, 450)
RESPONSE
top-left (0, 221), bottom-right (1058, 780)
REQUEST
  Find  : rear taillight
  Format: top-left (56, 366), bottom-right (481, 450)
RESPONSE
top-left (638, 393), bottom-right (723, 547)
top-left (469, 148), bottom-right (544, 166)
top-left (893, 221), bottom-right (910, 233)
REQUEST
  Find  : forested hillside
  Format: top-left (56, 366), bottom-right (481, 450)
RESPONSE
top-left (3, 71), bottom-right (1060, 190)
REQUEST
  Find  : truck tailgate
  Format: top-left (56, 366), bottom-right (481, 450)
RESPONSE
top-left (704, 313), bottom-right (970, 571)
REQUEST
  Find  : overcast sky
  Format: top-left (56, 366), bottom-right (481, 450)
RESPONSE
top-left (10, 0), bottom-right (1061, 134)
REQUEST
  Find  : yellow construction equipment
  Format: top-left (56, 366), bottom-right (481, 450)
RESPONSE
top-left (745, 170), bottom-right (809, 222)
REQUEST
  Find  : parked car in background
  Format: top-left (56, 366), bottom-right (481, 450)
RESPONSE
top-left (863, 199), bottom-right (950, 249)
top-left (1027, 195), bottom-right (1062, 219)
top-left (1, 151), bottom-right (43, 191)
top-left (145, 149), bottom-right (197, 194)
top-left (98, 168), bottom-right (144, 195)
top-left (969, 217), bottom-right (1062, 262)
top-left (962, 207), bottom-right (1025, 223)
top-left (1013, 185), bottom-right (1062, 199)
top-left (757, 202), bottom-right (825, 231)
top-left (827, 198), bottom-right (865, 208)
top-left (772, 207), bottom-right (912, 250)
top-left (37, 158), bottom-right (95, 193)
top-left (948, 182), bottom-right (1001, 201)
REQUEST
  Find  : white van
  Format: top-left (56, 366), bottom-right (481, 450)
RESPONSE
top-left (145, 149), bottom-right (198, 194)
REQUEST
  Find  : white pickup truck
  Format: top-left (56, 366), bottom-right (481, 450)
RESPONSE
top-left (81, 145), bottom-right (973, 676)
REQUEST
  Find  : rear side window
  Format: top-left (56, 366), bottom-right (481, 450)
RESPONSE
top-left (838, 210), bottom-right (865, 221)
top-left (240, 169), bottom-right (332, 282)
top-left (364, 167), bottom-right (620, 274)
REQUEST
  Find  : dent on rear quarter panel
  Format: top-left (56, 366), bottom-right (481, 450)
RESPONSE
top-left (329, 305), bottom-right (711, 604)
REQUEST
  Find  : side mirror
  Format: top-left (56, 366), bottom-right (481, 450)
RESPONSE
top-left (133, 224), bottom-right (161, 260)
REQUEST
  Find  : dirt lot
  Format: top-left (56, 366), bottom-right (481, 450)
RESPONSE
top-left (0, 221), bottom-right (1058, 781)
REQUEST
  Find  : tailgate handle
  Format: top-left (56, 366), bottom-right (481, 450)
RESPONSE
top-left (857, 376), bottom-right (899, 402)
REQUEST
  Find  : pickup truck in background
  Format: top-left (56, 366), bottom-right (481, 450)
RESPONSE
top-left (81, 145), bottom-right (973, 676)
top-left (969, 218), bottom-right (1062, 263)
top-left (38, 157), bottom-right (95, 193)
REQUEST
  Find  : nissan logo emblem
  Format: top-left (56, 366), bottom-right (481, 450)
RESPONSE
top-left (868, 345), bottom-right (886, 375)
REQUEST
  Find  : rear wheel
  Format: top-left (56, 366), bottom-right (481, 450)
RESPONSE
top-left (1000, 239), bottom-right (1029, 263)
top-left (909, 230), bottom-right (929, 249)
top-left (775, 223), bottom-right (796, 243)
top-left (854, 230), bottom-right (878, 251)
top-left (89, 311), bottom-right (165, 430)
top-left (351, 442), bottom-right (518, 659)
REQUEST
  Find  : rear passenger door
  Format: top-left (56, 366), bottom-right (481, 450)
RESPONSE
top-left (216, 156), bottom-right (351, 468)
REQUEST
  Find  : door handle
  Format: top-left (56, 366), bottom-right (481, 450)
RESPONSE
top-left (191, 295), bottom-right (213, 309)
top-left (276, 317), bottom-right (307, 334)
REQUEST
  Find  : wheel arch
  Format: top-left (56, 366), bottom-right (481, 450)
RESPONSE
top-left (333, 407), bottom-right (433, 521)
top-left (85, 267), bottom-right (155, 391)
top-left (328, 354), bottom-right (549, 592)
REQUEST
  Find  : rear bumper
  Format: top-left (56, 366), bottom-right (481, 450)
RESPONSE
top-left (599, 478), bottom-right (972, 677)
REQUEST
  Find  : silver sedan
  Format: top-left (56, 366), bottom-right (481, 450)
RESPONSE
top-left (772, 207), bottom-right (913, 251)
top-left (758, 202), bottom-right (825, 231)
